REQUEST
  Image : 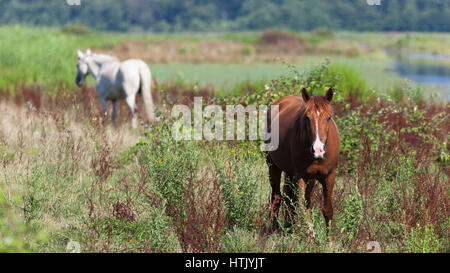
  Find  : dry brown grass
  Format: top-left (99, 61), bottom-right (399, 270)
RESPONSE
top-left (0, 84), bottom-right (143, 233)
top-left (256, 30), bottom-right (308, 54)
top-left (95, 31), bottom-right (308, 64)
top-left (94, 30), bottom-right (375, 64)
top-left (97, 39), bottom-right (253, 64)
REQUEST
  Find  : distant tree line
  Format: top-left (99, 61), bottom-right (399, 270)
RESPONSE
top-left (0, 0), bottom-right (448, 32)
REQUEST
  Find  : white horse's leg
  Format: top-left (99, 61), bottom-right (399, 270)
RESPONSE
top-left (112, 100), bottom-right (118, 126)
top-left (98, 96), bottom-right (108, 120)
top-left (125, 95), bottom-right (137, 129)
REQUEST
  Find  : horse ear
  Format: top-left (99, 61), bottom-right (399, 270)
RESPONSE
top-left (301, 88), bottom-right (310, 102)
top-left (77, 49), bottom-right (83, 59)
top-left (325, 88), bottom-right (333, 102)
top-left (86, 48), bottom-right (92, 55)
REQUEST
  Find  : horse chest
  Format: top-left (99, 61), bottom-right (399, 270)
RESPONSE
top-left (290, 154), bottom-right (329, 178)
top-left (96, 76), bottom-right (124, 100)
top-left (305, 162), bottom-right (329, 178)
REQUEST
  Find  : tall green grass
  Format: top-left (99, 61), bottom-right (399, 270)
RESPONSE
top-left (0, 26), bottom-right (123, 92)
top-left (0, 59), bottom-right (447, 252)
top-left (1, 26), bottom-right (448, 100)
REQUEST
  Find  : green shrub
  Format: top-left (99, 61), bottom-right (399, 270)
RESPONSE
top-left (339, 185), bottom-right (363, 242)
top-left (80, 203), bottom-right (180, 252)
top-left (0, 190), bottom-right (47, 252)
top-left (241, 44), bottom-right (255, 56)
top-left (211, 142), bottom-right (263, 229)
top-left (219, 59), bottom-right (369, 107)
top-left (405, 222), bottom-right (444, 253)
top-left (61, 25), bottom-right (94, 36)
top-left (311, 28), bottom-right (335, 39)
top-left (221, 227), bottom-right (261, 252)
top-left (323, 63), bottom-right (369, 101)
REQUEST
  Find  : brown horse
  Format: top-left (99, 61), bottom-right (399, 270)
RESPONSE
top-left (266, 88), bottom-right (340, 241)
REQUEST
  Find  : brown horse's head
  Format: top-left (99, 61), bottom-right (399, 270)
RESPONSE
top-left (301, 87), bottom-right (334, 161)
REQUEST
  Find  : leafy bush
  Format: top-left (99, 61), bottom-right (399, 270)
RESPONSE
top-left (323, 63), bottom-right (369, 101)
top-left (311, 28), bottom-right (335, 39)
top-left (339, 186), bottom-right (363, 242)
top-left (211, 142), bottom-right (264, 229)
top-left (132, 124), bottom-right (201, 208)
top-left (0, 190), bottom-right (47, 252)
top-left (61, 25), bottom-right (94, 36)
top-left (129, 124), bottom-right (229, 252)
top-left (219, 58), bottom-right (369, 107)
top-left (405, 222), bottom-right (445, 253)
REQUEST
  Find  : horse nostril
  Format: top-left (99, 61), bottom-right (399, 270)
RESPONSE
top-left (310, 146), bottom-right (314, 154)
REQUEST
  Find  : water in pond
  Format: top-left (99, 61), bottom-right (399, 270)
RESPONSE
top-left (391, 53), bottom-right (450, 100)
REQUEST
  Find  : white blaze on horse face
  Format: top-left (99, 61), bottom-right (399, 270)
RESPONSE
top-left (312, 111), bottom-right (325, 159)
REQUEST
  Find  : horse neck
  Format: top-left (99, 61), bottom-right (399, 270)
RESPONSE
top-left (85, 61), bottom-right (100, 79)
top-left (93, 54), bottom-right (118, 64)
top-left (87, 54), bottom-right (118, 78)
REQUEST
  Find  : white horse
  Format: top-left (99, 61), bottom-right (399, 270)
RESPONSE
top-left (75, 49), bottom-right (157, 128)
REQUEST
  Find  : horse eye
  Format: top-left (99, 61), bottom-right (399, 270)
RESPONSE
top-left (327, 117), bottom-right (331, 122)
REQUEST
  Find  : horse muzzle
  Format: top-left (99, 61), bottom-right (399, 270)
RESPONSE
top-left (311, 144), bottom-right (326, 161)
top-left (76, 78), bottom-right (85, 87)
top-left (75, 74), bottom-right (85, 87)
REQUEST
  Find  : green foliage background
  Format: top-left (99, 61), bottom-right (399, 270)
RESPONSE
top-left (0, 0), bottom-right (449, 32)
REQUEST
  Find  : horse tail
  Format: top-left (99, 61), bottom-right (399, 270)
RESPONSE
top-left (138, 62), bottom-right (157, 123)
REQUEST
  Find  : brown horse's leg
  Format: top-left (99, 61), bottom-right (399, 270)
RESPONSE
top-left (320, 169), bottom-right (336, 243)
top-left (267, 155), bottom-right (282, 233)
top-left (303, 179), bottom-right (316, 238)
top-left (284, 175), bottom-right (298, 228)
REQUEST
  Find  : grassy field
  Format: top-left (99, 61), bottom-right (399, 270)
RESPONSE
top-left (0, 26), bottom-right (448, 253)
top-left (1, 26), bottom-right (448, 95)
top-left (149, 56), bottom-right (402, 93)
